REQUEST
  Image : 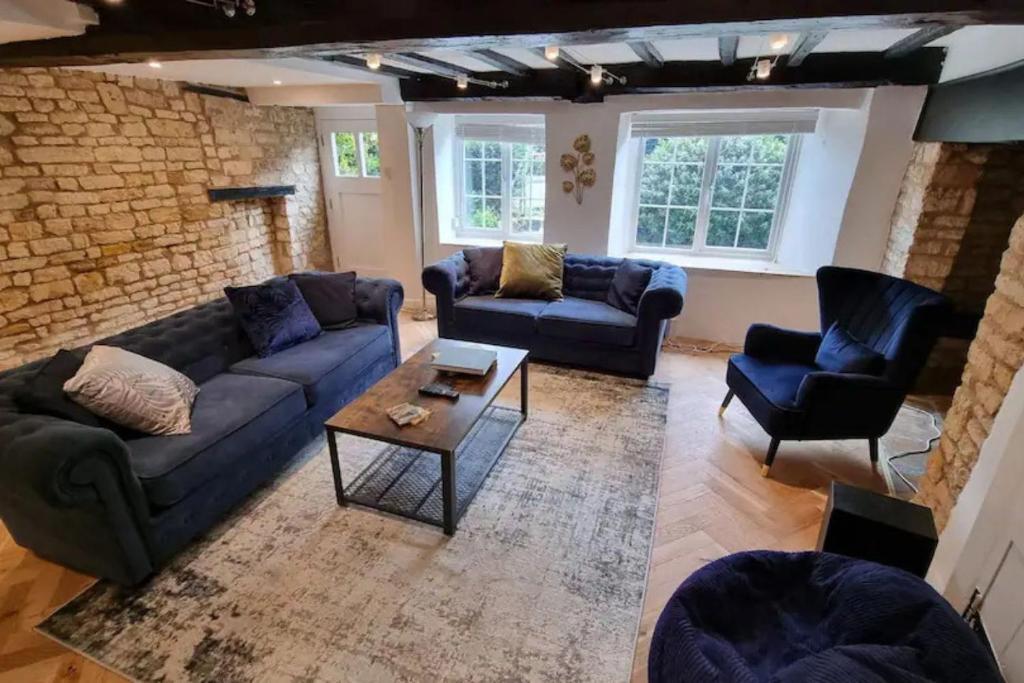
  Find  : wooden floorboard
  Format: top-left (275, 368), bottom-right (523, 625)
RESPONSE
top-left (0, 313), bottom-right (891, 682)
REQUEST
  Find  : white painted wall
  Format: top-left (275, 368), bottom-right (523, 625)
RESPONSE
top-left (937, 26), bottom-right (1024, 83)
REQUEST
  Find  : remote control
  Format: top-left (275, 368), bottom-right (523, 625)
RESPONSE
top-left (419, 381), bottom-right (460, 400)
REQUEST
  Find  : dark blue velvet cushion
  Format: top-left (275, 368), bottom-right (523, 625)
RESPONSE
top-left (290, 271), bottom-right (357, 330)
top-left (13, 350), bottom-right (106, 427)
top-left (224, 279), bottom-right (322, 358)
top-left (464, 246), bottom-right (504, 295)
top-left (650, 551), bottom-right (1002, 683)
top-left (607, 259), bottom-right (652, 314)
top-left (815, 322), bottom-right (886, 375)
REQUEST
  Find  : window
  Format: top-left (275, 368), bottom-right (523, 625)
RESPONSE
top-left (633, 133), bottom-right (798, 256)
top-left (331, 131), bottom-right (380, 178)
top-left (455, 120), bottom-right (545, 240)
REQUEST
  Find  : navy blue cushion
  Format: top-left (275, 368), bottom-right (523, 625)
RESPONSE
top-left (229, 324), bottom-right (393, 406)
top-left (538, 297), bottom-right (637, 347)
top-left (815, 322), bottom-right (886, 375)
top-left (13, 350), bottom-right (108, 428)
top-left (126, 373), bottom-right (307, 507)
top-left (290, 271), bottom-right (357, 330)
top-left (729, 354), bottom-right (814, 409)
top-left (649, 551), bottom-right (1002, 683)
top-left (454, 296), bottom-right (547, 337)
top-left (224, 279), bottom-right (322, 358)
top-left (607, 259), bottom-right (652, 315)
top-left (464, 246), bottom-right (503, 295)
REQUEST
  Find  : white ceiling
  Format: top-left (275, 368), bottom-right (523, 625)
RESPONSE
top-left (0, 0), bottom-right (95, 44)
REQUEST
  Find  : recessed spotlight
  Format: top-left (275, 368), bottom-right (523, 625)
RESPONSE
top-left (544, 45), bottom-right (560, 61)
top-left (769, 34), bottom-right (789, 52)
top-left (590, 64), bottom-right (604, 85)
top-left (103, 0), bottom-right (124, 4)
top-left (456, 74), bottom-right (469, 90)
top-left (366, 53), bottom-right (382, 70)
top-left (273, 79), bottom-right (282, 85)
top-left (755, 59), bottom-right (772, 79)
top-left (147, 59), bottom-right (162, 69)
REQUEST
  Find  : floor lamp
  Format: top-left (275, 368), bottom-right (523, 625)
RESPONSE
top-left (411, 124), bottom-right (436, 322)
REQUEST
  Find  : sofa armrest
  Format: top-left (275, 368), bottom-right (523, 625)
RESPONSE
top-left (0, 414), bottom-right (153, 584)
top-left (355, 277), bottom-right (404, 364)
top-left (744, 324), bottom-right (822, 364)
top-left (422, 252), bottom-right (469, 336)
top-left (795, 372), bottom-right (905, 434)
top-left (638, 264), bottom-right (687, 321)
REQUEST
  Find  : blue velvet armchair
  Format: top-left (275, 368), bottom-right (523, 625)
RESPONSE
top-left (720, 266), bottom-right (951, 476)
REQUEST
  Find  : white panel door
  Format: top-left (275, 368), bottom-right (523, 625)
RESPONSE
top-left (977, 504), bottom-right (1024, 681)
top-left (317, 118), bottom-right (384, 275)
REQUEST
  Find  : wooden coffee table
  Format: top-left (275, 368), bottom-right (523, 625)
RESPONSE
top-left (324, 339), bottom-right (528, 535)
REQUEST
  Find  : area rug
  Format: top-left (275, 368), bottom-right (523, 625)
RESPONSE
top-left (38, 367), bottom-right (669, 683)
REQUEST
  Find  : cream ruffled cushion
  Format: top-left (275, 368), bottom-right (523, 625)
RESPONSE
top-left (64, 345), bottom-right (199, 435)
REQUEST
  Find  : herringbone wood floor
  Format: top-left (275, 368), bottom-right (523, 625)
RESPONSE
top-left (0, 315), bottom-right (892, 682)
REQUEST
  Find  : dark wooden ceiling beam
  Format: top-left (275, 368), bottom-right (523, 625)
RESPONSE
top-left (0, 3), bottom-right (1018, 67)
top-left (627, 41), bottom-right (664, 68)
top-left (386, 52), bottom-right (472, 77)
top-left (884, 24), bottom-right (960, 58)
top-left (469, 49), bottom-right (530, 76)
top-left (319, 55), bottom-right (419, 79)
top-left (400, 48), bottom-right (945, 102)
top-left (788, 30), bottom-right (828, 66)
top-left (718, 36), bottom-right (739, 65)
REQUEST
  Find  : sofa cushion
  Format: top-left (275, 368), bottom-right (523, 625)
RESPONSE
top-left (229, 324), bottom-right (393, 406)
top-left (815, 322), bottom-right (886, 375)
top-left (127, 373), bottom-right (306, 507)
top-left (454, 296), bottom-right (548, 337)
top-left (729, 354), bottom-right (815, 409)
top-left (464, 246), bottom-right (503, 295)
top-left (607, 259), bottom-right (653, 315)
top-left (13, 349), bottom-right (115, 429)
top-left (496, 242), bottom-right (567, 300)
top-left (224, 279), bottom-right (322, 358)
top-left (290, 271), bottom-right (358, 330)
top-left (537, 297), bottom-right (638, 347)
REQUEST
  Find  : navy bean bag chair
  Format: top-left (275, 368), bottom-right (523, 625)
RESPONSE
top-left (649, 551), bottom-right (1002, 682)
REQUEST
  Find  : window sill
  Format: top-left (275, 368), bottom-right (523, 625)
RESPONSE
top-left (439, 236), bottom-right (504, 249)
top-left (628, 251), bottom-right (816, 277)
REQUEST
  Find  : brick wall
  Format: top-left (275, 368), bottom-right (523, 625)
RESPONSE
top-left (917, 214), bottom-right (1024, 529)
top-left (0, 68), bottom-right (330, 371)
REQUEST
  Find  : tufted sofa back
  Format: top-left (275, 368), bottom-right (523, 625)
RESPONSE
top-left (562, 254), bottom-right (668, 301)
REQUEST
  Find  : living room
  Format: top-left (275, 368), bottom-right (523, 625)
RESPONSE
top-left (1, 1), bottom-right (1024, 681)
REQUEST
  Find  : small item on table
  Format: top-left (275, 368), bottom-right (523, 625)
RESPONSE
top-left (386, 402), bottom-right (432, 427)
top-left (419, 382), bottom-right (460, 400)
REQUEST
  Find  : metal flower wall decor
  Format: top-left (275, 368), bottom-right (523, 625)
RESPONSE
top-left (560, 134), bottom-right (596, 205)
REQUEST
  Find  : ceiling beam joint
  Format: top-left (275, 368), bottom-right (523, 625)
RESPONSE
top-left (884, 24), bottom-right (959, 59)
top-left (787, 30), bottom-right (828, 66)
top-left (627, 41), bottom-right (664, 68)
top-left (718, 36), bottom-right (739, 66)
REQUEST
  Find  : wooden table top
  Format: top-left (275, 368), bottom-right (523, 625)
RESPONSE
top-left (325, 339), bottom-right (528, 454)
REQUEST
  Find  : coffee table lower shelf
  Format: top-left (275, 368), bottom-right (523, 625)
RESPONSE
top-left (327, 406), bottom-right (524, 534)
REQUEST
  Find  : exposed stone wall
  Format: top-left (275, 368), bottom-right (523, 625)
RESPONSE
top-left (0, 68), bottom-right (330, 371)
top-left (917, 214), bottom-right (1024, 529)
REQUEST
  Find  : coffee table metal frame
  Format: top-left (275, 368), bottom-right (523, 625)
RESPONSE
top-left (325, 359), bottom-right (528, 535)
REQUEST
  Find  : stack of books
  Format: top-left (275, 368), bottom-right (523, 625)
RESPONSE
top-left (387, 402), bottom-right (431, 427)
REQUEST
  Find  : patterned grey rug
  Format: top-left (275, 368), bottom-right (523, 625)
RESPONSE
top-left (39, 367), bottom-right (668, 683)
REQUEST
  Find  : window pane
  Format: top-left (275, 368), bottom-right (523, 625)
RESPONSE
top-left (483, 142), bottom-right (502, 159)
top-left (510, 142), bottom-right (545, 235)
top-left (360, 132), bottom-right (380, 177)
top-left (666, 208), bottom-right (696, 247)
top-left (737, 211), bottom-right (773, 249)
top-left (466, 160), bottom-right (483, 194)
top-left (707, 209), bottom-right (739, 247)
top-left (333, 132), bottom-right (359, 177)
top-left (746, 165), bottom-right (782, 210)
top-left (669, 164), bottom-right (702, 207)
top-left (719, 136), bottom-right (754, 163)
top-left (483, 198), bottom-right (501, 228)
top-left (464, 140), bottom-right (483, 159)
top-left (711, 164), bottom-right (747, 209)
top-left (751, 134), bottom-right (788, 164)
top-left (484, 160), bottom-right (502, 195)
top-left (643, 137), bottom-right (675, 162)
top-left (637, 206), bottom-right (667, 246)
top-left (639, 163), bottom-right (671, 205)
top-left (465, 197), bottom-right (483, 227)
top-left (674, 137), bottom-right (708, 163)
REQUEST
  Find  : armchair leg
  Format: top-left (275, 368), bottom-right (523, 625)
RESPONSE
top-left (869, 438), bottom-right (879, 465)
top-left (761, 438), bottom-right (781, 477)
top-left (719, 389), bottom-right (735, 417)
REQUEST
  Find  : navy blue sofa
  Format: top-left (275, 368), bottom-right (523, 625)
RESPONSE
top-left (0, 275), bottom-right (403, 585)
top-left (721, 266), bottom-right (950, 475)
top-left (422, 252), bottom-right (686, 378)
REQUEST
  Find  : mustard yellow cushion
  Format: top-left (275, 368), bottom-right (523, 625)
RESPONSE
top-left (496, 241), bottom-right (568, 300)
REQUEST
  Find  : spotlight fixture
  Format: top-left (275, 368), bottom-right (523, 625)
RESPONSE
top-left (272, 79), bottom-right (282, 85)
top-left (147, 59), bottom-right (162, 69)
top-left (544, 45), bottom-right (560, 61)
top-left (450, 74), bottom-right (508, 92)
top-left (769, 34), bottom-right (789, 52)
top-left (184, 0), bottom-right (256, 18)
top-left (366, 53), bottom-right (382, 70)
top-left (755, 58), bottom-right (772, 80)
top-left (590, 64), bottom-right (604, 85)
top-left (456, 74), bottom-right (469, 89)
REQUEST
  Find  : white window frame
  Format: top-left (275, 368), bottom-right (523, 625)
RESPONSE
top-left (629, 133), bottom-right (801, 260)
top-left (330, 130), bottom-right (380, 179)
top-left (453, 130), bottom-right (545, 242)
